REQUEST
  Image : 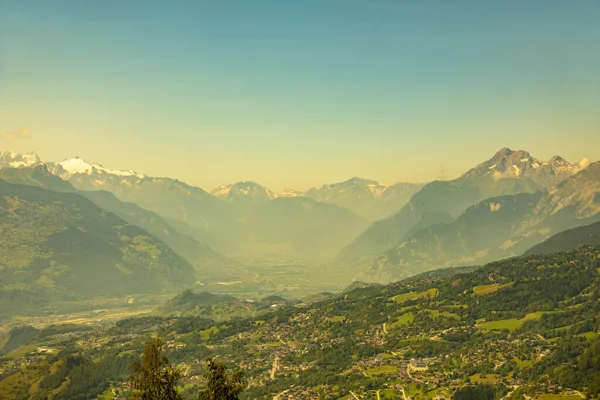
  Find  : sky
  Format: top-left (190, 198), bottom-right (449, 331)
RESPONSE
top-left (1, 0), bottom-right (599, 191)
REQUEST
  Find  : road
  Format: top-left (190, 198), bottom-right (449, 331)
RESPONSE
top-left (401, 386), bottom-right (408, 400)
top-left (270, 357), bottom-right (280, 380)
top-left (277, 335), bottom-right (287, 345)
top-left (273, 388), bottom-right (290, 400)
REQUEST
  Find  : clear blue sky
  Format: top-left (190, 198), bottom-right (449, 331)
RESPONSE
top-left (1, 0), bottom-right (599, 190)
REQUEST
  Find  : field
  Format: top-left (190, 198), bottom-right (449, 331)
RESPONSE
top-left (392, 288), bottom-right (438, 304)
top-left (365, 365), bottom-right (398, 376)
top-left (7, 306), bottom-right (156, 330)
top-left (580, 332), bottom-right (599, 340)
top-left (1, 258), bottom-right (358, 329)
top-left (388, 313), bottom-right (414, 330)
top-left (477, 312), bottom-right (545, 331)
top-left (424, 309), bottom-right (459, 319)
top-left (198, 261), bottom-right (360, 301)
top-left (199, 326), bottom-right (221, 340)
top-left (472, 283), bottom-right (512, 295)
top-left (472, 284), bottom-right (502, 295)
top-left (514, 357), bottom-right (535, 369)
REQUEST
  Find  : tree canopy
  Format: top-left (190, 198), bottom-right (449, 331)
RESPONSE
top-left (198, 357), bottom-right (245, 400)
top-left (129, 336), bottom-right (183, 400)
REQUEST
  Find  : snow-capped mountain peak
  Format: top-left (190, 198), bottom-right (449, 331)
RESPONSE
top-left (464, 148), bottom-right (581, 181)
top-left (56, 157), bottom-right (145, 178)
top-left (0, 150), bottom-right (42, 168)
top-left (543, 155), bottom-right (573, 175)
top-left (210, 184), bottom-right (233, 198)
top-left (210, 181), bottom-right (274, 203)
top-left (58, 157), bottom-right (93, 174)
top-left (306, 177), bottom-right (391, 200)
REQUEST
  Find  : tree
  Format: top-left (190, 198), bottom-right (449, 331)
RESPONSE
top-left (129, 336), bottom-right (183, 400)
top-left (198, 357), bottom-right (245, 400)
top-left (453, 384), bottom-right (505, 400)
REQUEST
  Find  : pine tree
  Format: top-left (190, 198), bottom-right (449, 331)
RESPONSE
top-left (129, 336), bottom-right (183, 400)
top-left (198, 357), bottom-right (245, 400)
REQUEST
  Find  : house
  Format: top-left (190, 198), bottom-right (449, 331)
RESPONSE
top-left (409, 358), bottom-right (428, 371)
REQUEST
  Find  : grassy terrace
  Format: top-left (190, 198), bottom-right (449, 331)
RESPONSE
top-left (472, 283), bottom-right (513, 295)
top-left (392, 288), bottom-right (438, 304)
top-left (477, 312), bottom-right (548, 331)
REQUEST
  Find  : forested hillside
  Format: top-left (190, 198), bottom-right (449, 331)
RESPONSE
top-left (0, 181), bottom-right (195, 314)
top-left (2, 246), bottom-right (599, 399)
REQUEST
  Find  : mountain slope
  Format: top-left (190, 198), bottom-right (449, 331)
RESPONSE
top-left (49, 158), bottom-right (370, 260)
top-left (304, 177), bottom-right (424, 221)
top-left (360, 161), bottom-right (600, 283)
top-left (358, 192), bottom-right (543, 283)
top-left (210, 181), bottom-right (274, 207)
top-left (241, 197), bottom-right (370, 260)
top-left (49, 158), bottom-right (239, 253)
top-left (509, 160), bottom-right (600, 249)
top-left (337, 148), bottom-right (585, 266)
top-left (0, 166), bottom-right (233, 276)
top-left (81, 190), bottom-right (235, 275)
top-left (524, 221), bottom-right (600, 256)
top-left (0, 181), bottom-right (195, 313)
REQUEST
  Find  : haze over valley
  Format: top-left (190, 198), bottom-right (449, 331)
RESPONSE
top-left (0, 147), bottom-right (597, 315)
top-left (2, 1), bottom-right (600, 399)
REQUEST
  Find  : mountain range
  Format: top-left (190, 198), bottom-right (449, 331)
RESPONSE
top-left (337, 148), bottom-right (591, 267)
top-left (303, 178), bottom-right (424, 221)
top-left (47, 157), bottom-right (375, 259)
top-left (0, 166), bottom-right (232, 275)
top-left (2, 147), bottom-right (600, 399)
top-left (0, 152), bottom-right (373, 260)
top-left (0, 150), bottom-right (41, 169)
top-left (1, 147), bottom-right (597, 292)
top-left (357, 159), bottom-right (600, 283)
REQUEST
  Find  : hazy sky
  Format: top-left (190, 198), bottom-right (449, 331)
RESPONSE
top-left (1, 0), bottom-right (599, 191)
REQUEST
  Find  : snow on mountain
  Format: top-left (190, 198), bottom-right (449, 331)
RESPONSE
top-left (58, 157), bottom-right (93, 174)
top-left (56, 157), bottom-right (145, 178)
top-left (544, 155), bottom-right (573, 175)
top-left (275, 189), bottom-right (303, 198)
top-left (302, 178), bottom-right (425, 221)
top-left (210, 181), bottom-right (274, 204)
top-left (305, 178), bottom-right (390, 201)
top-left (367, 183), bottom-right (389, 197)
top-left (464, 148), bottom-right (585, 181)
top-left (0, 150), bottom-right (42, 168)
top-left (211, 185), bottom-right (233, 198)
